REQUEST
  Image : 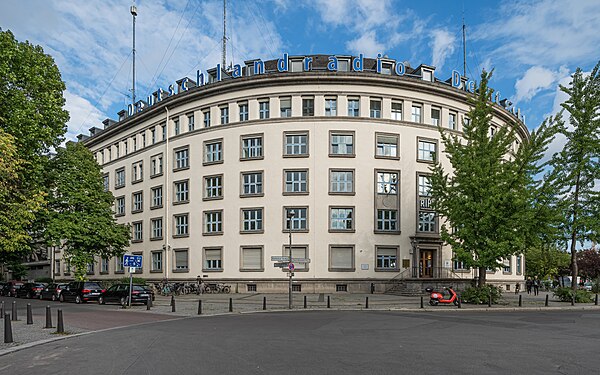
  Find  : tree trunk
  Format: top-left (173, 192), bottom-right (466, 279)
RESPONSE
top-left (570, 172), bottom-right (581, 292)
top-left (478, 266), bottom-right (487, 287)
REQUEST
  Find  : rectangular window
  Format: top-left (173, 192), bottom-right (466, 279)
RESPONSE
top-left (124, 141), bottom-right (128, 155)
top-left (102, 174), bottom-right (109, 192)
top-left (283, 245), bottom-right (308, 270)
top-left (204, 140), bottom-right (223, 164)
top-left (174, 148), bottom-right (190, 170)
top-left (161, 124), bottom-right (166, 141)
top-left (115, 196), bottom-right (125, 216)
top-left (325, 97), bottom-right (337, 116)
top-left (259, 100), bottom-right (270, 119)
top-left (115, 256), bottom-right (124, 273)
top-left (115, 143), bottom-right (120, 158)
top-left (203, 110), bottom-right (211, 127)
top-left (151, 154), bottom-right (163, 177)
top-left (151, 217), bottom-right (163, 240)
top-left (132, 221), bottom-right (143, 242)
top-left (284, 132), bottom-right (308, 156)
top-left (242, 171), bottom-right (263, 196)
top-left (284, 170), bottom-right (308, 194)
top-left (174, 118), bottom-right (180, 135)
top-left (453, 257), bottom-right (468, 270)
top-left (330, 207), bottom-right (354, 231)
top-left (330, 132), bottom-right (354, 156)
top-left (329, 246), bottom-right (354, 271)
top-left (87, 262), bottom-right (95, 274)
top-left (220, 106), bottom-right (229, 124)
top-left (241, 246), bottom-right (263, 271)
top-left (101, 258), bottom-right (109, 273)
top-left (151, 128), bottom-right (156, 144)
top-left (151, 186), bottom-right (163, 208)
top-left (377, 172), bottom-right (398, 194)
top-left (141, 132), bottom-right (146, 148)
top-left (370, 99), bottom-right (381, 118)
top-left (417, 139), bottom-right (437, 162)
top-left (174, 180), bottom-right (189, 203)
top-left (329, 170), bottom-right (354, 194)
top-left (377, 209), bottom-right (398, 231)
top-left (285, 207), bottom-right (308, 231)
top-left (204, 210), bottom-right (223, 234)
top-left (411, 104), bottom-right (422, 123)
top-left (239, 103), bottom-right (249, 121)
top-left (174, 214), bottom-right (189, 237)
top-left (376, 133), bottom-right (399, 158)
top-left (132, 160), bottom-right (143, 183)
top-left (241, 135), bottom-right (263, 160)
top-left (503, 258), bottom-right (512, 273)
top-left (132, 137), bottom-right (137, 152)
top-left (280, 97), bottom-right (292, 117)
top-left (431, 107), bottom-right (440, 126)
top-left (132, 191), bottom-right (143, 213)
top-left (188, 114), bottom-right (195, 131)
top-left (391, 101), bottom-right (402, 120)
top-left (302, 98), bottom-right (314, 116)
top-left (174, 249), bottom-right (188, 270)
top-left (418, 211), bottom-right (436, 232)
top-left (204, 175), bottom-right (223, 199)
top-left (377, 247), bottom-right (398, 270)
top-left (516, 255), bottom-right (522, 274)
top-left (204, 248), bottom-right (222, 270)
top-left (242, 208), bottom-right (263, 232)
top-left (348, 98), bottom-right (360, 117)
top-left (115, 168), bottom-right (125, 189)
top-left (448, 112), bottom-right (457, 130)
top-left (152, 251), bottom-right (163, 271)
top-left (418, 175), bottom-right (432, 197)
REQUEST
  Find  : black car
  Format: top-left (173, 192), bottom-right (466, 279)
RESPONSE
top-left (99, 284), bottom-right (154, 306)
top-left (39, 283), bottom-right (68, 301)
top-left (1, 281), bottom-right (24, 297)
top-left (15, 282), bottom-right (47, 299)
top-left (59, 281), bottom-right (104, 303)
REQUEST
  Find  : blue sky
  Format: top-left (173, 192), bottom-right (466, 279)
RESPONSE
top-left (1, 0), bottom-right (599, 144)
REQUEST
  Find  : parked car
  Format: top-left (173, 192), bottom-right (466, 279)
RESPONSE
top-left (1, 281), bottom-right (24, 297)
top-left (0, 282), bottom-right (7, 295)
top-left (59, 281), bottom-right (104, 303)
top-left (15, 282), bottom-right (47, 299)
top-left (39, 283), bottom-right (68, 301)
top-left (98, 284), bottom-right (154, 306)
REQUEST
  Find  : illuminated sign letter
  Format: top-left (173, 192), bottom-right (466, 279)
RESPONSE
top-left (327, 56), bottom-right (338, 71)
top-left (352, 54), bottom-right (364, 72)
top-left (451, 70), bottom-right (461, 88)
top-left (303, 56), bottom-right (313, 71)
top-left (277, 53), bottom-right (289, 72)
top-left (395, 61), bottom-right (405, 76)
top-left (232, 64), bottom-right (242, 78)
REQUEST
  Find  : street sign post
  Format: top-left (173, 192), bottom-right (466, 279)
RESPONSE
top-left (122, 255), bottom-right (142, 307)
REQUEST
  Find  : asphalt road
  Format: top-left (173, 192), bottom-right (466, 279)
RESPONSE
top-left (1, 309), bottom-right (599, 375)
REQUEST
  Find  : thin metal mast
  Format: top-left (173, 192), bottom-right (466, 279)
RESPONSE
top-left (462, 16), bottom-right (466, 77)
top-left (222, 0), bottom-right (227, 68)
top-left (131, 3), bottom-right (138, 106)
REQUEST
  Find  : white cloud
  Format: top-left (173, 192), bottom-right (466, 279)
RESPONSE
top-left (346, 31), bottom-right (385, 57)
top-left (514, 65), bottom-right (569, 102)
top-left (429, 29), bottom-right (455, 70)
top-left (63, 90), bottom-right (107, 141)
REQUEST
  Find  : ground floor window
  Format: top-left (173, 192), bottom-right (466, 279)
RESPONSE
top-left (329, 246), bottom-right (354, 271)
top-left (376, 246), bottom-right (398, 270)
top-left (241, 246), bottom-right (263, 271)
top-left (152, 251), bottom-right (163, 271)
top-left (204, 247), bottom-right (222, 271)
top-left (174, 249), bottom-right (189, 270)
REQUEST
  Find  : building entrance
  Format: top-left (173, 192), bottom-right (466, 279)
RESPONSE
top-left (419, 250), bottom-right (434, 278)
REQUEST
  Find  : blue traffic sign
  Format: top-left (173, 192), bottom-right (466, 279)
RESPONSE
top-left (123, 254), bottom-right (143, 268)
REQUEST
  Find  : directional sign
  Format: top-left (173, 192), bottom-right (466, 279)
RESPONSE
top-left (291, 258), bottom-right (310, 263)
top-left (273, 262), bottom-right (289, 268)
top-left (271, 256), bottom-right (290, 262)
top-left (123, 254), bottom-right (143, 268)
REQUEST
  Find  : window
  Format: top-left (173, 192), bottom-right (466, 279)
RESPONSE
top-left (204, 140), bottom-right (223, 164)
top-left (115, 168), bottom-right (125, 189)
top-left (418, 211), bottom-right (436, 232)
top-left (503, 258), bottom-right (512, 273)
top-left (188, 114), bottom-right (195, 131)
top-left (204, 175), bottom-right (223, 199)
top-left (174, 249), bottom-right (189, 270)
top-left (152, 251), bottom-right (163, 271)
top-left (204, 248), bottom-right (222, 270)
top-left (348, 98), bottom-right (359, 117)
top-left (174, 147), bottom-right (189, 170)
top-left (132, 161), bottom-right (143, 183)
top-left (220, 106), bottom-right (229, 124)
top-left (417, 139), bottom-right (437, 162)
top-left (174, 118), bottom-right (180, 135)
top-left (241, 171), bottom-right (263, 196)
top-left (242, 208), bottom-right (263, 232)
top-left (161, 124), bottom-right (166, 141)
top-left (329, 246), bottom-right (354, 271)
top-left (302, 98), bottom-right (314, 116)
top-left (115, 256), bottom-right (124, 273)
top-left (87, 262), bottom-right (95, 275)
top-left (330, 132), bottom-right (354, 156)
top-left (141, 132), bottom-right (146, 148)
top-left (203, 109), bottom-right (211, 127)
top-left (411, 104), bottom-right (422, 123)
top-left (376, 247), bottom-right (398, 270)
top-left (280, 97), bottom-right (292, 117)
top-left (453, 259), bottom-right (468, 271)
top-left (204, 210), bottom-right (223, 234)
top-left (132, 191), bottom-right (143, 213)
top-left (283, 245), bottom-right (308, 270)
top-left (102, 174), bottom-right (109, 192)
top-left (418, 175), bottom-right (432, 197)
top-left (101, 258), bottom-right (109, 273)
top-left (259, 100), bottom-right (270, 119)
top-left (132, 221), bottom-right (143, 242)
top-left (284, 132), bottom-right (308, 156)
top-left (376, 133), bottom-right (399, 158)
top-left (151, 128), bottom-right (156, 144)
top-left (107, 148), bottom-right (111, 161)
top-left (516, 255), bottom-right (522, 274)
top-left (241, 246), bottom-right (263, 271)
top-left (325, 97), bottom-right (337, 116)
top-left (132, 137), bottom-right (137, 152)
top-left (448, 112), bottom-right (457, 130)
top-left (329, 170), bottom-right (354, 194)
top-left (151, 217), bottom-right (163, 240)
top-left (391, 101), bottom-right (402, 120)
top-left (151, 186), bottom-right (163, 208)
top-left (241, 135), bottom-right (263, 160)
top-left (115, 143), bottom-right (120, 158)
top-left (377, 210), bottom-right (398, 231)
top-left (377, 172), bottom-right (398, 194)
top-left (330, 207), bottom-right (354, 231)
top-left (115, 196), bottom-right (125, 216)
top-left (284, 207), bottom-right (308, 231)
top-left (174, 180), bottom-right (189, 204)
top-left (174, 214), bottom-right (189, 237)
top-left (124, 141), bottom-right (129, 156)
top-left (284, 170), bottom-right (308, 194)
top-left (239, 102), bottom-right (248, 121)
top-left (370, 99), bottom-right (381, 118)
top-left (151, 154), bottom-right (163, 177)
top-left (431, 107), bottom-right (440, 126)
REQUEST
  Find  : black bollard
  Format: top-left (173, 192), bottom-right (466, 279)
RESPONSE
top-left (263, 296), bottom-right (266, 311)
top-left (488, 294), bottom-right (492, 307)
top-left (327, 295), bottom-right (330, 308)
top-left (545, 294), bottom-right (549, 307)
top-left (27, 303), bottom-right (33, 325)
top-left (12, 301), bottom-right (17, 321)
top-left (45, 305), bottom-right (53, 328)
top-left (1, 301), bottom-right (4, 319)
top-left (229, 298), bottom-right (233, 312)
top-left (420, 296), bottom-right (424, 309)
top-left (518, 295), bottom-right (522, 307)
top-left (571, 294), bottom-right (575, 306)
top-left (146, 297), bottom-right (151, 310)
top-left (198, 300), bottom-right (202, 315)
top-left (595, 294), bottom-right (598, 306)
top-left (56, 309), bottom-right (64, 334)
top-left (171, 296), bottom-right (176, 312)
top-left (4, 313), bottom-right (13, 343)
top-left (366, 297), bottom-right (369, 309)
top-left (303, 295), bottom-right (307, 309)
top-left (458, 295), bottom-right (462, 309)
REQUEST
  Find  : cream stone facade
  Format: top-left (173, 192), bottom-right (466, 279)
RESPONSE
top-left (64, 55), bottom-right (528, 293)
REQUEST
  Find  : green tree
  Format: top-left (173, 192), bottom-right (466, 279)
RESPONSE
top-left (525, 244), bottom-right (570, 280)
top-left (429, 70), bottom-right (559, 286)
top-left (45, 142), bottom-right (130, 280)
top-left (547, 62), bottom-right (600, 292)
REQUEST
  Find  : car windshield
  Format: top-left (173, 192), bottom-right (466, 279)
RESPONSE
top-left (85, 283), bottom-right (102, 289)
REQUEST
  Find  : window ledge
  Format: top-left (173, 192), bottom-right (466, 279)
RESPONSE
top-left (202, 269), bottom-right (223, 272)
top-left (172, 268), bottom-right (189, 273)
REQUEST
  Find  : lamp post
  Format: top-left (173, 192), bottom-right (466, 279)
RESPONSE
top-left (287, 210), bottom-right (295, 309)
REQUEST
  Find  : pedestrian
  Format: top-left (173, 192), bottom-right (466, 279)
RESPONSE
top-left (526, 277), bottom-right (532, 294)
top-left (533, 276), bottom-right (540, 296)
top-left (515, 282), bottom-right (520, 294)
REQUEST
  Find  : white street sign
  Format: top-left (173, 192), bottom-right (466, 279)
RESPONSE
top-left (271, 256), bottom-right (290, 262)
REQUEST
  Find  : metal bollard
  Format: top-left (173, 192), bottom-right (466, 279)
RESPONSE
top-left (458, 295), bottom-right (462, 309)
top-left (171, 296), bottom-right (176, 312)
top-left (545, 294), bottom-right (549, 307)
top-left (4, 313), bottom-right (13, 343)
top-left (518, 295), bottom-right (522, 307)
top-left (146, 297), bottom-right (151, 310)
top-left (327, 295), bottom-right (330, 308)
top-left (303, 295), bottom-right (307, 309)
top-left (229, 298), bottom-right (233, 312)
top-left (488, 294), bottom-right (492, 307)
top-left (12, 301), bottom-right (17, 321)
top-left (595, 294), bottom-right (598, 306)
top-left (45, 305), bottom-right (53, 328)
top-left (365, 297), bottom-right (369, 309)
top-left (263, 296), bottom-right (266, 311)
top-left (420, 296), bottom-right (424, 309)
top-left (1, 301), bottom-right (4, 319)
top-left (198, 300), bottom-right (202, 315)
top-left (27, 303), bottom-right (33, 324)
top-left (56, 309), bottom-right (64, 334)
top-left (571, 294), bottom-right (575, 306)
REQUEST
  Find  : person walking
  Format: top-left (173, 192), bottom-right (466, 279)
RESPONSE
top-left (515, 282), bottom-right (520, 294)
top-left (526, 277), bottom-right (532, 294)
top-left (533, 276), bottom-right (540, 296)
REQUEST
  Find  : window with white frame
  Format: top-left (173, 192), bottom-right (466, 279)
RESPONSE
top-left (418, 211), bottom-right (436, 232)
top-left (174, 147), bottom-right (189, 170)
top-left (330, 132), bottom-right (354, 156)
top-left (391, 101), bottom-right (402, 120)
top-left (329, 170), bottom-right (354, 194)
top-left (325, 97), bottom-right (337, 116)
top-left (516, 255), bottom-right (522, 274)
top-left (329, 246), bottom-right (354, 271)
top-left (242, 172), bottom-right (263, 196)
top-left (242, 208), bottom-right (263, 232)
top-left (370, 99), bottom-right (381, 118)
top-left (132, 161), bottom-right (143, 183)
top-left (417, 139), bottom-right (437, 162)
top-left (302, 98), bottom-right (314, 116)
top-left (503, 258), bottom-right (512, 273)
top-left (115, 196), bottom-right (125, 216)
top-left (376, 247), bottom-right (397, 270)
top-left (280, 97), bottom-right (292, 117)
top-left (259, 100), bottom-right (270, 119)
top-left (241, 135), bottom-right (263, 159)
top-left (348, 98), bottom-right (359, 117)
top-left (151, 186), bottom-right (163, 208)
top-left (376, 134), bottom-right (399, 158)
top-left (151, 217), bottom-right (163, 239)
top-left (174, 118), bottom-right (180, 135)
top-left (241, 247), bottom-right (263, 271)
top-left (102, 174), bottom-right (109, 192)
top-left (151, 128), bottom-right (156, 144)
top-left (101, 258), bottom-right (109, 273)
top-left (174, 180), bottom-right (189, 203)
top-left (174, 214), bottom-right (189, 236)
top-left (132, 221), bottom-right (143, 241)
top-left (418, 175), bottom-right (432, 197)
top-left (115, 143), bottom-right (120, 158)
top-left (284, 132), bottom-right (308, 156)
top-left (141, 132), bottom-right (146, 148)
top-left (220, 106), bottom-right (229, 124)
top-left (152, 251), bottom-right (163, 271)
top-left (204, 248), bottom-right (222, 270)
top-left (411, 104), bottom-right (422, 123)
top-left (204, 140), bottom-right (223, 164)
top-left (239, 102), bottom-right (249, 121)
top-left (284, 170), bottom-right (308, 194)
top-left (431, 107), bottom-right (440, 126)
top-left (377, 210), bottom-right (398, 231)
top-left (132, 191), bottom-right (143, 213)
top-left (377, 172), bottom-right (398, 194)
top-left (285, 207), bottom-right (308, 231)
top-left (188, 113), bottom-right (195, 131)
top-left (115, 256), bottom-right (124, 273)
top-left (330, 207), bottom-right (354, 231)
top-left (204, 175), bottom-right (223, 199)
top-left (174, 249), bottom-right (188, 270)
top-left (161, 124), bottom-right (166, 141)
top-left (115, 168), bottom-right (125, 188)
top-left (132, 136), bottom-right (137, 152)
top-left (204, 210), bottom-right (223, 234)
top-left (151, 154), bottom-right (163, 176)
top-left (87, 262), bottom-right (95, 274)
top-left (448, 112), bottom-right (457, 130)
top-left (203, 109), bottom-right (211, 127)
top-left (283, 245), bottom-right (308, 270)
top-left (453, 258), bottom-right (468, 270)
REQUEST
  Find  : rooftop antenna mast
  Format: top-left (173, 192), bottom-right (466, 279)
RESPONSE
top-left (222, 0), bottom-right (227, 69)
top-left (462, 14), bottom-right (466, 77)
top-left (130, 2), bottom-right (138, 107)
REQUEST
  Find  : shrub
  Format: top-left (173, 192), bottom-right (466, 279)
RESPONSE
top-left (553, 287), bottom-right (593, 303)
top-left (461, 285), bottom-right (503, 304)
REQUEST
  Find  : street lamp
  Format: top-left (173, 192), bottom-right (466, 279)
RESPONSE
top-left (287, 210), bottom-right (295, 309)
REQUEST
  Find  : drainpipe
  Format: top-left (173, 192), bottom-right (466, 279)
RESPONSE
top-left (164, 106), bottom-right (170, 280)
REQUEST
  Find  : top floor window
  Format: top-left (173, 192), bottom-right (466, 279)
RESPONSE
top-left (259, 100), bottom-right (270, 119)
top-left (280, 97), bottom-right (292, 117)
top-left (370, 99), bottom-right (381, 118)
top-left (431, 107), bottom-right (440, 126)
top-left (188, 114), bottom-right (195, 131)
top-left (174, 118), bottom-right (180, 135)
top-left (448, 112), bottom-right (457, 130)
top-left (239, 103), bottom-right (249, 122)
top-left (348, 98), bottom-right (359, 117)
top-left (325, 97), bottom-right (337, 116)
top-left (411, 104), bottom-right (422, 123)
top-left (203, 110), bottom-right (211, 127)
top-left (220, 106), bottom-right (229, 125)
top-left (391, 101), bottom-right (402, 120)
top-left (302, 98), bottom-right (314, 116)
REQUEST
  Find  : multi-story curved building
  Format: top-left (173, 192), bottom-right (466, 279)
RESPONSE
top-left (69, 54), bottom-right (528, 293)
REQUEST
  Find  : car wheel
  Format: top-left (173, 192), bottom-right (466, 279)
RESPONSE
top-left (51, 294), bottom-right (57, 301)
top-left (59, 293), bottom-right (65, 302)
top-left (75, 295), bottom-right (82, 304)
top-left (99, 296), bottom-right (105, 305)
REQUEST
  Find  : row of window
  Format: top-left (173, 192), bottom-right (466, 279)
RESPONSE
top-left (104, 133), bottom-right (438, 190)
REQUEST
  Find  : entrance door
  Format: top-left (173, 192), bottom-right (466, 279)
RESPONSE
top-left (419, 250), bottom-right (434, 278)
